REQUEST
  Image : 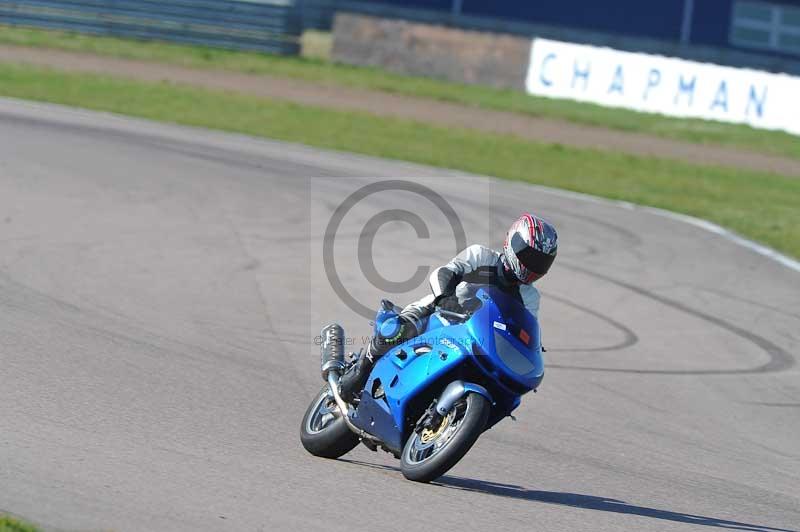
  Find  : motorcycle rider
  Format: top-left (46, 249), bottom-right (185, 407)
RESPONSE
top-left (337, 213), bottom-right (558, 402)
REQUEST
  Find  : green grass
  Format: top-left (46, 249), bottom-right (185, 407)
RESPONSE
top-left (1, 25), bottom-right (800, 160)
top-left (1, 62), bottom-right (797, 258)
top-left (0, 515), bottom-right (38, 532)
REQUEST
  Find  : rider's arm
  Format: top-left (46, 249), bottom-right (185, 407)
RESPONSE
top-left (429, 245), bottom-right (497, 301)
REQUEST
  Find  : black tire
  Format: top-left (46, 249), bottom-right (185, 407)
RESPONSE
top-left (400, 392), bottom-right (490, 483)
top-left (300, 386), bottom-right (360, 459)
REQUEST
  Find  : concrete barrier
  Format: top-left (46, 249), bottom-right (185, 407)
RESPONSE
top-left (331, 13), bottom-right (529, 89)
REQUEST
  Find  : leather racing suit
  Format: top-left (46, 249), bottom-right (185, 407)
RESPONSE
top-left (404, 244), bottom-right (540, 320)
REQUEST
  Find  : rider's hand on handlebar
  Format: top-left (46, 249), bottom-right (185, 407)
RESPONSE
top-left (437, 296), bottom-right (463, 314)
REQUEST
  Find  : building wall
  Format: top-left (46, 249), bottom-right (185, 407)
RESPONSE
top-left (321, 0), bottom-right (800, 68)
top-left (360, 0), bottom-right (685, 41)
top-left (691, 0), bottom-right (734, 47)
top-left (692, 0), bottom-right (800, 60)
top-left (463, 0), bottom-right (684, 41)
top-left (355, 0), bottom-right (800, 58)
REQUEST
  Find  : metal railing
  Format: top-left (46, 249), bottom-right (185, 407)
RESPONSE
top-left (0, 0), bottom-right (301, 54)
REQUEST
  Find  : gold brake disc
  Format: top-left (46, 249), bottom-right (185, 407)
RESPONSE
top-left (420, 414), bottom-right (451, 444)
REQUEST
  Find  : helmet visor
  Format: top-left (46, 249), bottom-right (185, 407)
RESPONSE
top-left (511, 233), bottom-right (556, 275)
top-left (516, 246), bottom-right (556, 275)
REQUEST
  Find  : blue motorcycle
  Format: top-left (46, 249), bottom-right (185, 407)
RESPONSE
top-left (300, 285), bottom-right (544, 482)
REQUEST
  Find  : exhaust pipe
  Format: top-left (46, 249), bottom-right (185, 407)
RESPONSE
top-left (319, 323), bottom-right (381, 443)
top-left (320, 323), bottom-right (345, 381)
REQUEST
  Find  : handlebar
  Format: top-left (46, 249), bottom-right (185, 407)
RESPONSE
top-left (436, 307), bottom-right (469, 321)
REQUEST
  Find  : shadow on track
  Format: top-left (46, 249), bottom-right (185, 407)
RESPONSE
top-left (340, 459), bottom-right (797, 532)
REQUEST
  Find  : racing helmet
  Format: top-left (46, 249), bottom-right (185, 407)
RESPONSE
top-left (503, 213), bottom-right (558, 284)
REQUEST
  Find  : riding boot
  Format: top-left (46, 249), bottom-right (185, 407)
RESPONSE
top-left (338, 343), bottom-right (379, 403)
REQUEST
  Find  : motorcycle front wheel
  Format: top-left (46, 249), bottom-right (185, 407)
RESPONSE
top-left (300, 386), bottom-right (360, 459)
top-left (400, 392), bottom-right (490, 483)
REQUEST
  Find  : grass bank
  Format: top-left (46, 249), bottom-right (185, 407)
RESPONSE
top-left (1, 25), bottom-right (799, 161)
top-left (0, 515), bottom-right (38, 532)
top-left (0, 63), bottom-right (798, 258)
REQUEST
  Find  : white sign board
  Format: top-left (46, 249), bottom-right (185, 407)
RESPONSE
top-left (526, 38), bottom-right (800, 136)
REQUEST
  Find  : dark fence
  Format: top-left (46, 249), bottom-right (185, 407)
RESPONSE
top-left (310, 0), bottom-right (800, 76)
top-left (0, 0), bottom-right (301, 54)
top-left (307, 0), bottom-right (687, 41)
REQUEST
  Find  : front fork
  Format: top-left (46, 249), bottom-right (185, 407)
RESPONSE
top-left (414, 380), bottom-right (494, 432)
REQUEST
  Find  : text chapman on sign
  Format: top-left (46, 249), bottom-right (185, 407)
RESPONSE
top-left (525, 38), bottom-right (800, 136)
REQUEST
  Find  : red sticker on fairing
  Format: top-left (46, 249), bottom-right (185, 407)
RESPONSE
top-left (519, 329), bottom-right (530, 345)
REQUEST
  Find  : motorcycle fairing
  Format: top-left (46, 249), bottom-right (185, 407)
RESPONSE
top-left (350, 286), bottom-right (544, 449)
top-left (350, 323), bottom-right (472, 444)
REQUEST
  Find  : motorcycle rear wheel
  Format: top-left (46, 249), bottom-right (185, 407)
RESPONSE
top-left (400, 392), bottom-right (490, 482)
top-left (300, 386), bottom-right (360, 459)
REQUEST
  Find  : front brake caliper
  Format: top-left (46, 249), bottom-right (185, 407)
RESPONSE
top-left (420, 415), bottom-right (450, 444)
top-left (414, 401), bottom-right (444, 438)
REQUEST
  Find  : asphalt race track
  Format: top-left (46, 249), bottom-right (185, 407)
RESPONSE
top-left (1, 98), bottom-right (798, 532)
